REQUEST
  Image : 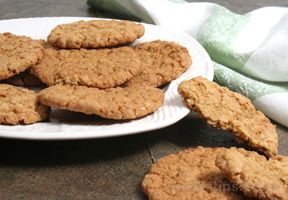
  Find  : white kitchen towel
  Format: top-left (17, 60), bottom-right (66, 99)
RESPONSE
top-left (88, 0), bottom-right (288, 127)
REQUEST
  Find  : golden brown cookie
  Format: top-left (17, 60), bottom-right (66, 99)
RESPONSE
top-left (39, 85), bottom-right (164, 120)
top-left (178, 76), bottom-right (278, 157)
top-left (0, 84), bottom-right (49, 125)
top-left (3, 68), bottom-right (43, 87)
top-left (32, 47), bottom-right (141, 88)
top-left (216, 148), bottom-right (288, 200)
top-left (48, 19), bottom-right (144, 49)
top-left (142, 147), bottom-right (246, 200)
top-left (0, 32), bottom-right (44, 80)
top-left (126, 40), bottom-right (192, 87)
top-left (3, 40), bottom-right (50, 87)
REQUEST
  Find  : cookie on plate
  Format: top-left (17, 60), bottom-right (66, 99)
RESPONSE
top-left (0, 32), bottom-right (44, 80)
top-left (3, 40), bottom-right (51, 87)
top-left (39, 85), bottom-right (164, 120)
top-left (0, 84), bottom-right (49, 125)
top-left (3, 68), bottom-right (43, 87)
top-left (216, 148), bottom-right (288, 200)
top-left (32, 47), bottom-right (141, 88)
top-left (142, 147), bottom-right (246, 200)
top-left (126, 40), bottom-right (192, 87)
top-left (48, 19), bottom-right (145, 49)
top-left (178, 76), bottom-right (278, 157)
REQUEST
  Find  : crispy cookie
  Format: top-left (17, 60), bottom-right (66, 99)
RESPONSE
top-left (3, 40), bottom-right (48, 87)
top-left (32, 47), bottom-right (140, 88)
top-left (4, 68), bottom-right (43, 87)
top-left (142, 147), bottom-right (246, 200)
top-left (126, 40), bottom-right (192, 87)
top-left (48, 20), bottom-right (144, 49)
top-left (0, 33), bottom-right (44, 80)
top-left (178, 77), bottom-right (278, 157)
top-left (0, 84), bottom-right (49, 125)
top-left (216, 148), bottom-right (288, 200)
top-left (39, 85), bottom-right (164, 120)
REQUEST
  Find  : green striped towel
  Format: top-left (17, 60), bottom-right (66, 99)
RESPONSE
top-left (88, 0), bottom-right (288, 127)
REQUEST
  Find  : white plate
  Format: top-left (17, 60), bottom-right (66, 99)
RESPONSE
top-left (0, 17), bottom-right (213, 140)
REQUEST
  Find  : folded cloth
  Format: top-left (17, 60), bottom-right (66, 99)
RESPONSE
top-left (88, 0), bottom-right (288, 127)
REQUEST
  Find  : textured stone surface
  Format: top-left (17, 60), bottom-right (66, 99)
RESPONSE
top-left (0, 135), bottom-right (150, 200)
top-left (0, 0), bottom-right (287, 200)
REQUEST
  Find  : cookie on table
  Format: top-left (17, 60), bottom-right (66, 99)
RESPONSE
top-left (0, 84), bottom-right (49, 125)
top-left (216, 148), bottom-right (288, 200)
top-left (0, 32), bottom-right (44, 80)
top-left (3, 68), bottom-right (43, 87)
top-left (32, 47), bottom-right (141, 88)
top-left (38, 85), bottom-right (164, 120)
top-left (178, 76), bottom-right (278, 157)
top-left (48, 19), bottom-right (145, 49)
top-left (126, 40), bottom-right (192, 87)
top-left (142, 147), bottom-right (246, 200)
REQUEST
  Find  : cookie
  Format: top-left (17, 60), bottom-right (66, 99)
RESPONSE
top-left (178, 76), bottom-right (278, 157)
top-left (126, 40), bottom-right (192, 87)
top-left (4, 68), bottom-right (43, 87)
top-left (38, 85), bottom-right (164, 120)
top-left (0, 84), bottom-right (49, 125)
top-left (0, 32), bottom-right (44, 80)
top-left (216, 148), bottom-right (288, 200)
top-left (32, 47), bottom-right (141, 88)
top-left (48, 19), bottom-right (144, 49)
top-left (142, 147), bottom-right (246, 200)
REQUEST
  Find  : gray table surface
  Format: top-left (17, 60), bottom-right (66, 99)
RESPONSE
top-left (0, 1), bottom-right (287, 199)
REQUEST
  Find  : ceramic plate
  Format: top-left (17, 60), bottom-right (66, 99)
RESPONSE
top-left (0, 17), bottom-right (213, 140)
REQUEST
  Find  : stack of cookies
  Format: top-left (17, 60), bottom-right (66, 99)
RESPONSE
top-left (0, 19), bottom-right (192, 125)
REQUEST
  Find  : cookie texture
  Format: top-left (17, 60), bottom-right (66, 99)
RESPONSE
top-left (32, 47), bottom-right (141, 88)
top-left (216, 148), bottom-right (288, 200)
top-left (142, 147), bottom-right (246, 200)
top-left (126, 40), bottom-right (192, 87)
top-left (0, 32), bottom-right (44, 80)
top-left (4, 68), bottom-right (43, 87)
top-left (39, 85), bottom-right (164, 120)
top-left (178, 76), bottom-right (278, 157)
top-left (48, 19), bottom-right (144, 49)
top-left (0, 84), bottom-right (49, 125)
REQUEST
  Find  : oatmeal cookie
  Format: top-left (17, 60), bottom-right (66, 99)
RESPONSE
top-left (178, 76), bottom-right (278, 157)
top-left (32, 47), bottom-right (141, 88)
top-left (216, 148), bottom-right (288, 200)
top-left (0, 84), bottom-right (49, 125)
top-left (39, 85), bottom-right (164, 120)
top-left (127, 40), bottom-right (192, 87)
top-left (48, 19), bottom-right (144, 49)
top-left (0, 33), bottom-right (44, 80)
top-left (142, 147), bottom-right (246, 200)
